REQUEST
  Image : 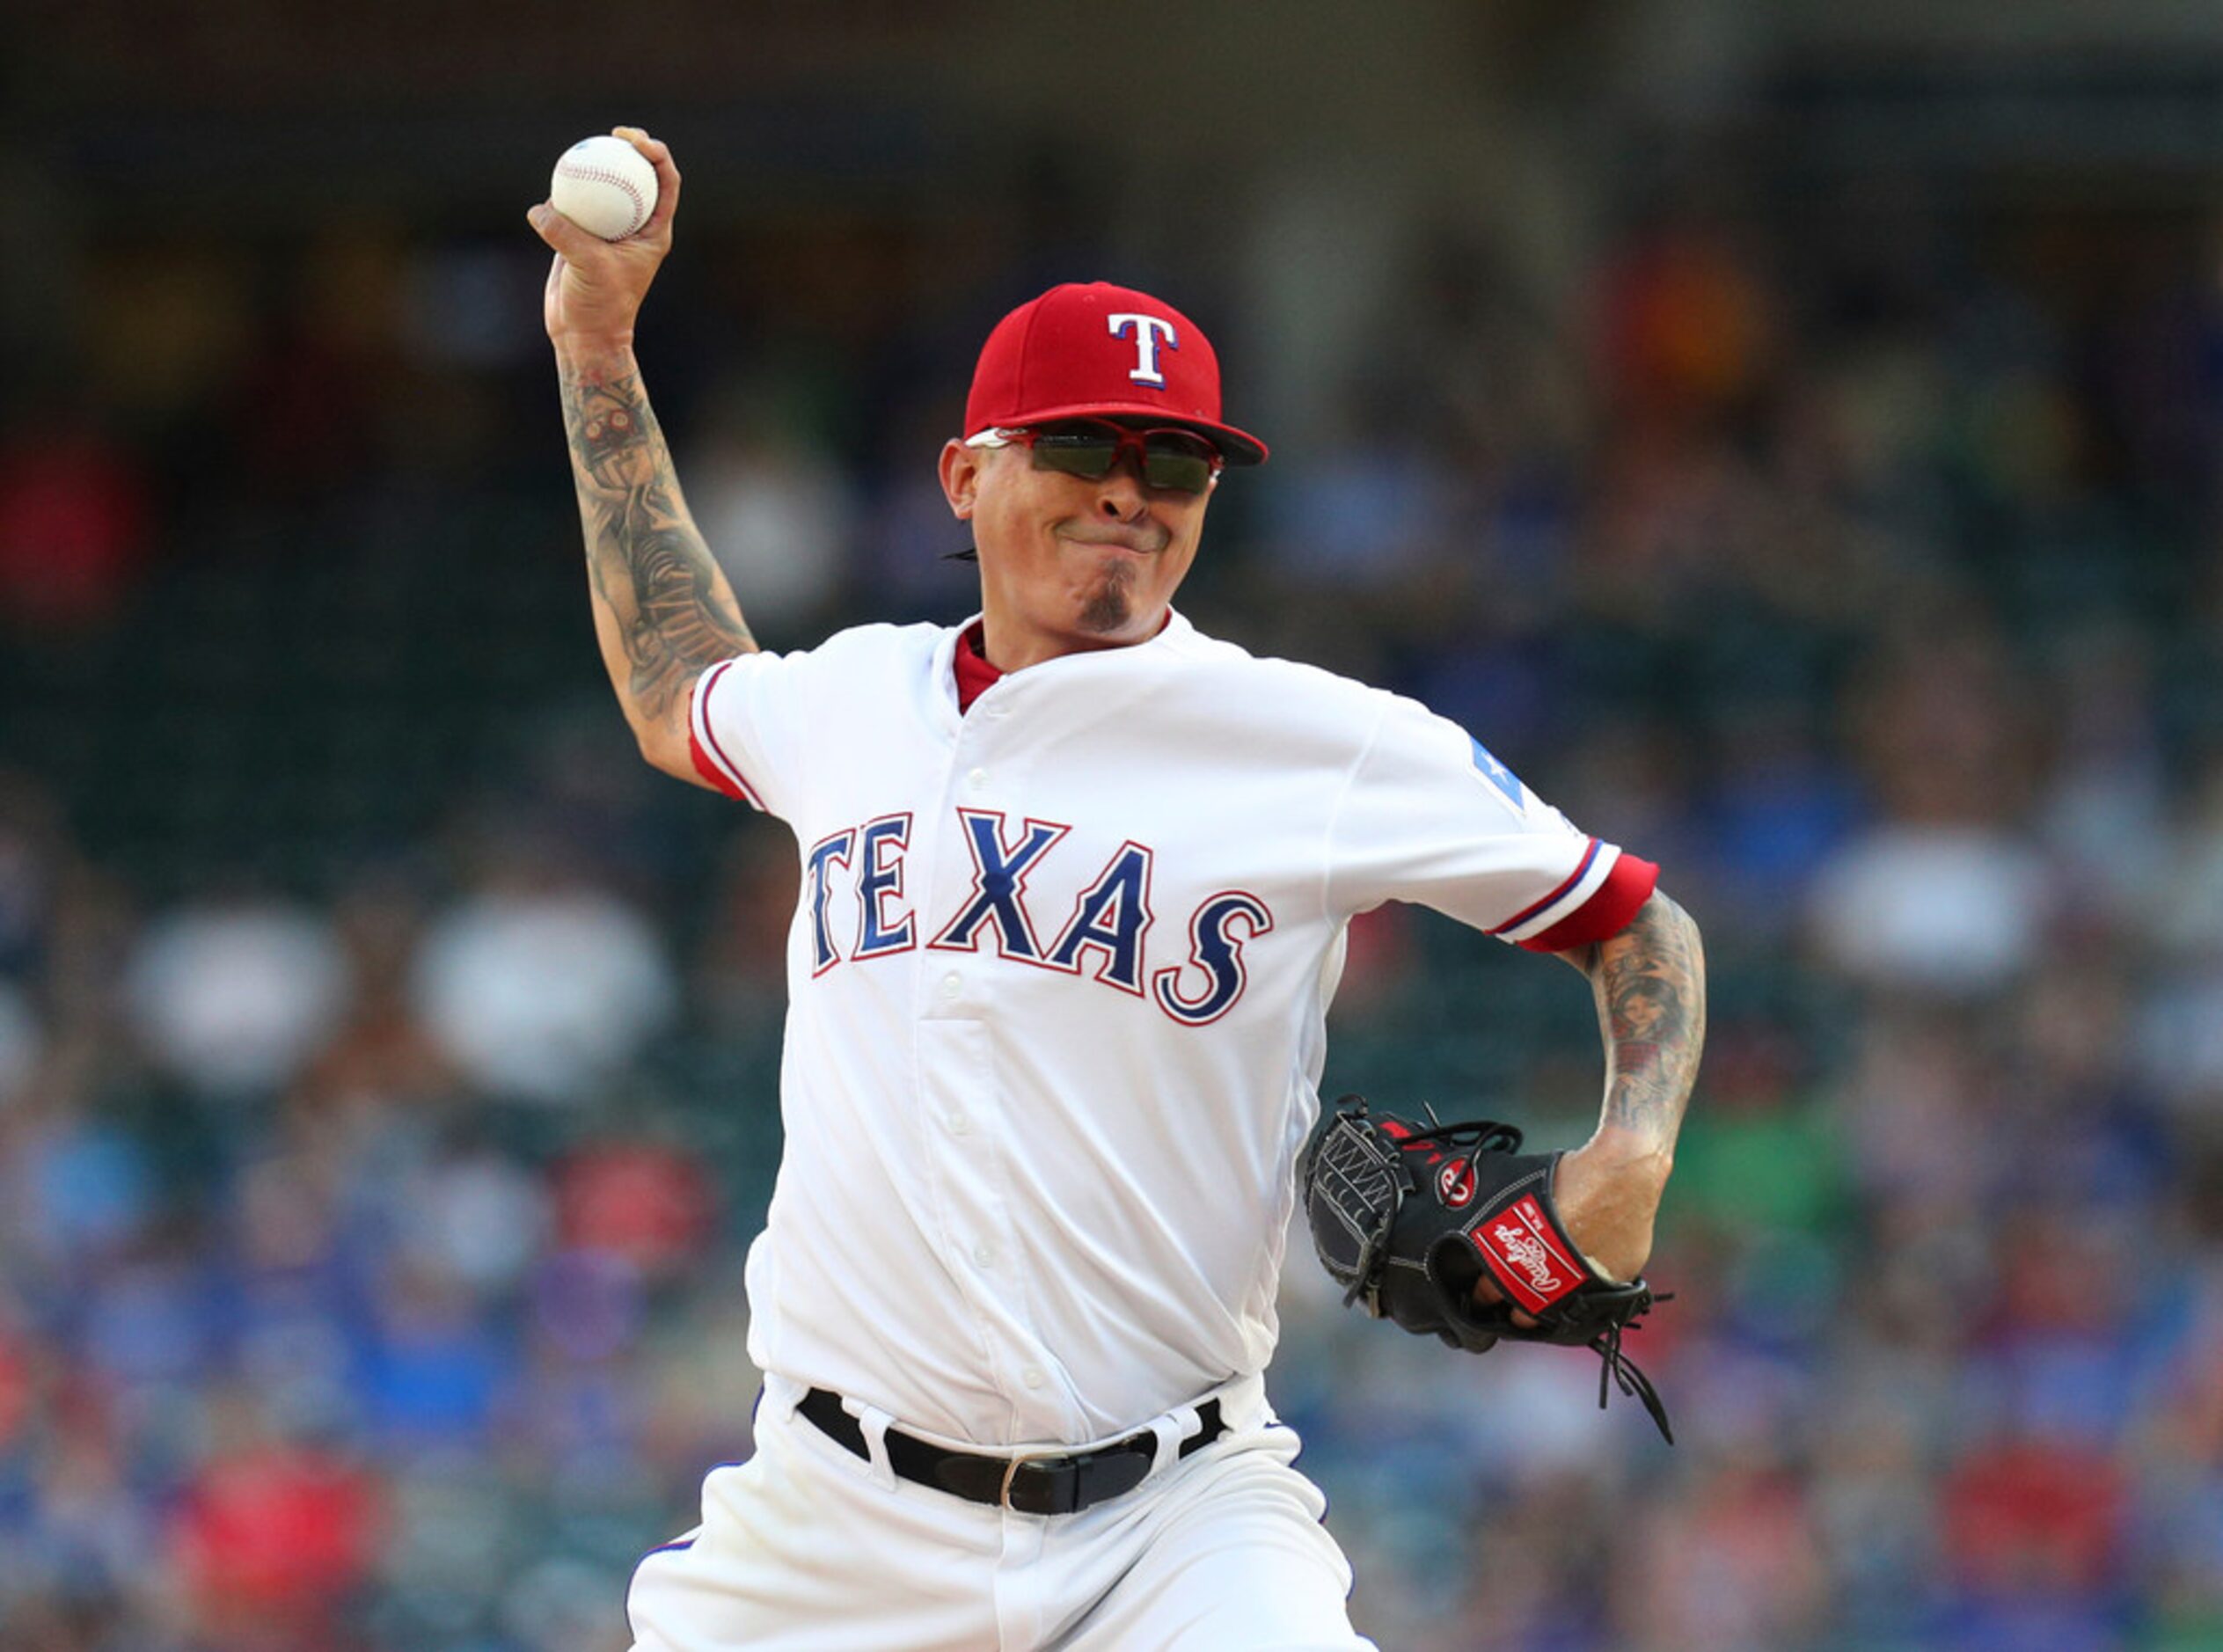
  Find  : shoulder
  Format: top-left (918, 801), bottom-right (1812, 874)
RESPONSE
top-left (790, 620), bottom-right (949, 669)
top-left (700, 621), bottom-right (954, 728)
top-left (731, 620), bottom-right (951, 694)
top-left (1159, 618), bottom-right (1396, 734)
top-left (1166, 620), bottom-right (1534, 812)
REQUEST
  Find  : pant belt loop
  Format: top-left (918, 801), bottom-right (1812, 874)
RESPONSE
top-left (855, 1400), bottom-right (899, 1491)
top-left (1144, 1410), bottom-right (1186, 1480)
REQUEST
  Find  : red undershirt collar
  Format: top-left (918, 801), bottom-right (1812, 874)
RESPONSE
top-left (954, 621), bottom-right (1003, 713)
top-left (953, 612), bottom-right (1176, 713)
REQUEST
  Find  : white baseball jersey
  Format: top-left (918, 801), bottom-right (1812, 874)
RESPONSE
top-left (686, 610), bottom-right (1655, 1449)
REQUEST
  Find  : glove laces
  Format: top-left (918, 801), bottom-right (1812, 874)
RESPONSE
top-left (1409, 1104), bottom-right (1678, 1446)
top-left (1394, 1112), bottom-right (1526, 1158)
top-left (1590, 1299), bottom-right (1674, 1444)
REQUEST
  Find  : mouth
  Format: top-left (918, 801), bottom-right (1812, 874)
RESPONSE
top-left (1057, 528), bottom-right (1164, 557)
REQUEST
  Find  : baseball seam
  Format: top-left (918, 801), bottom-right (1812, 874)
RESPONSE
top-left (555, 164), bottom-right (650, 231)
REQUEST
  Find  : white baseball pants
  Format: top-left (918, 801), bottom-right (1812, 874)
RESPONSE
top-left (625, 1372), bottom-right (1377, 1652)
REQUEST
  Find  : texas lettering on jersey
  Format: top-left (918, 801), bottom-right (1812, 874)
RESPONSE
top-left (802, 808), bottom-right (1273, 1027)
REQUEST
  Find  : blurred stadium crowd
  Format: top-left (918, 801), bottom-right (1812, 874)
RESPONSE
top-left (4, 107), bottom-right (2223, 1652)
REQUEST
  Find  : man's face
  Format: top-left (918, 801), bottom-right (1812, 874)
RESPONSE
top-left (940, 425), bottom-right (1215, 669)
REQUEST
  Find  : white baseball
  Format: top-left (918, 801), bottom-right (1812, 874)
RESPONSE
top-left (550, 135), bottom-right (660, 241)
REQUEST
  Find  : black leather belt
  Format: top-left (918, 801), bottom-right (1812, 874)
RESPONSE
top-left (797, 1387), bottom-right (1227, 1517)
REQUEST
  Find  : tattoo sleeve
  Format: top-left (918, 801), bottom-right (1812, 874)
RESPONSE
top-left (559, 352), bottom-right (755, 743)
top-left (1576, 891), bottom-right (1707, 1151)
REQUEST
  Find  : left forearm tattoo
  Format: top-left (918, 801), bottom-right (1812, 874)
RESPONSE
top-left (1583, 892), bottom-right (1707, 1149)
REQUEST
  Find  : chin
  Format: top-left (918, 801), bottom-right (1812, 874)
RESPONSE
top-left (1080, 591), bottom-right (1152, 637)
top-left (1078, 564), bottom-right (1141, 636)
top-left (1078, 598), bottom-right (1132, 635)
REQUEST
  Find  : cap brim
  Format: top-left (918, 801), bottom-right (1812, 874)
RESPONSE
top-left (972, 400), bottom-right (1269, 466)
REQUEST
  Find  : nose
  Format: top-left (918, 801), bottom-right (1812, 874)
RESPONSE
top-left (1093, 457), bottom-right (1150, 522)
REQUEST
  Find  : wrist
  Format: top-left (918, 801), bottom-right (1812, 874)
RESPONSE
top-left (553, 333), bottom-right (639, 376)
top-left (1550, 1152), bottom-right (1664, 1286)
top-left (1578, 1124), bottom-right (1673, 1182)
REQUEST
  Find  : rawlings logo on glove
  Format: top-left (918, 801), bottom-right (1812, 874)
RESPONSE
top-left (1483, 1201), bottom-right (1575, 1303)
top-left (1300, 1094), bottom-right (1674, 1443)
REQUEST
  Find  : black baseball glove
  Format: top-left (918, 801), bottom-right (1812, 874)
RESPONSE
top-left (1301, 1093), bottom-right (1674, 1443)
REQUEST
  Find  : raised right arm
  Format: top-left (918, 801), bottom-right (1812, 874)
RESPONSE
top-left (529, 128), bottom-right (753, 785)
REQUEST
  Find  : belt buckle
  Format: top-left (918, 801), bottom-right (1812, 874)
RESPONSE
top-left (998, 1449), bottom-right (1058, 1511)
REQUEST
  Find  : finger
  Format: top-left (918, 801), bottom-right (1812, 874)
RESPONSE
top-left (644, 152), bottom-right (682, 241)
top-left (610, 126), bottom-right (681, 239)
top-left (1470, 1275), bottom-right (1537, 1328)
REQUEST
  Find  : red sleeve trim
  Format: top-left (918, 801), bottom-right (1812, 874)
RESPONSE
top-left (689, 723), bottom-right (756, 802)
top-left (1489, 837), bottom-right (1602, 937)
top-left (687, 664), bottom-right (765, 808)
top-left (1517, 852), bottom-right (1658, 953)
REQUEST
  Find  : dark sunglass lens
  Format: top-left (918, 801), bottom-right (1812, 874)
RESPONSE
top-left (1142, 453), bottom-right (1213, 493)
top-left (1142, 435), bottom-right (1217, 493)
top-left (1029, 433), bottom-right (1119, 479)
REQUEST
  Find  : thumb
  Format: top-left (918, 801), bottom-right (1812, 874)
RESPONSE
top-left (527, 201), bottom-right (598, 259)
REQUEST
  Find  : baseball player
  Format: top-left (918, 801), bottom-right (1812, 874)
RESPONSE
top-left (529, 129), bottom-right (1706, 1652)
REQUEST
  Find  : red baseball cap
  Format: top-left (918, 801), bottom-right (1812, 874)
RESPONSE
top-left (964, 281), bottom-right (1269, 465)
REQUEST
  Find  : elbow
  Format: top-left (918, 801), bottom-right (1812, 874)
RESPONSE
top-left (633, 712), bottom-right (699, 784)
top-left (1636, 889), bottom-right (1706, 974)
top-left (1556, 889), bottom-right (1700, 979)
top-left (1643, 887), bottom-right (1700, 939)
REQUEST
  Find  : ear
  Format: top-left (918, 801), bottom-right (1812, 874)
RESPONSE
top-left (939, 439), bottom-right (984, 521)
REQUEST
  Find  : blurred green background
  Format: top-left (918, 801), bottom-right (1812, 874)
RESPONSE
top-left (4, 3), bottom-right (2222, 1648)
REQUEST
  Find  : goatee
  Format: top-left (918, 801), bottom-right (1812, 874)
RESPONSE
top-left (1079, 559), bottom-right (1137, 634)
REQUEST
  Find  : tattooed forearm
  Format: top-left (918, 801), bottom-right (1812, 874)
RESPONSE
top-left (560, 357), bottom-right (754, 732)
top-left (1573, 891), bottom-right (1707, 1151)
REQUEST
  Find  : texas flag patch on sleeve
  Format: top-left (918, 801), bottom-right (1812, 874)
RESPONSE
top-left (1469, 735), bottom-right (1525, 809)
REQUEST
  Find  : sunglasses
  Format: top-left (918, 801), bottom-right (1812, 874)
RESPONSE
top-left (970, 419), bottom-right (1224, 495)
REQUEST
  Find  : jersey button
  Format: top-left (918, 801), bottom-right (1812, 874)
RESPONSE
top-left (967, 767), bottom-right (989, 790)
top-left (1021, 1366), bottom-right (1044, 1389)
top-left (940, 972), bottom-right (962, 1001)
top-left (972, 1242), bottom-right (995, 1268)
top-left (946, 1110), bottom-right (969, 1135)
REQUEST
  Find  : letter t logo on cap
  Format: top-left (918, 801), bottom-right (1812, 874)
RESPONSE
top-left (1108, 313), bottom-right (1179, 388)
